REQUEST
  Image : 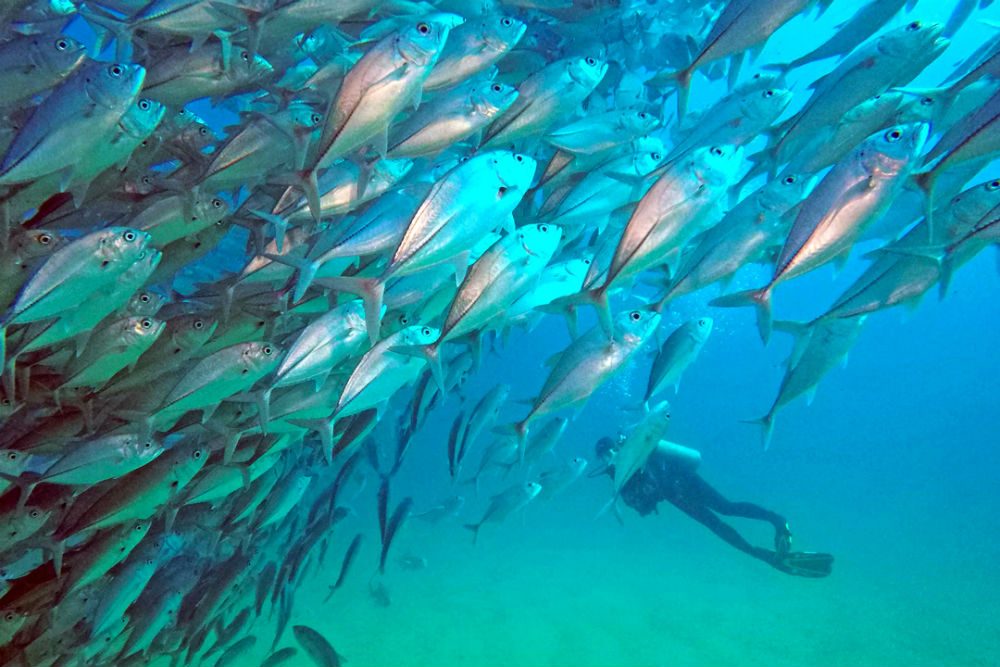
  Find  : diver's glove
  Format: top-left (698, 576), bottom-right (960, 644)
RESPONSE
top-left (775, 522), bottom-right (793, 555)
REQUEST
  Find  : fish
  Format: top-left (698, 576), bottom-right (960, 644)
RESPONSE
top-left (0, 5), bottom-right (995, 663)
top-left (0, 61), bottom-right (145, 185)
top-left (749, 316), bottom-right (868, 449)
top-left (464, 480), bottom-right (542, 544)
top-left (324, 533), bottom-right (361, 601)
top-left (482, 54), bottom-right (608, 149)
top-left (300, 13), bottom-right (464, 217)
top-left (578, 144), bottom-right (743, 336)
top-left (502, 308), bottom-right (661, 443)
top-left (536, 456), bottom-right (588, 500)
top-left (325, 149), bottom-right (537, 343)
top-left (644, 318), bottom-right (713, 402)
top-left (609, 400), bottom-right (671, 504)
top-left (712, 123), bottom-right (929, 342)
top-left (294, 624), bottom-right (346, 667)
top-left (665, 0), bottom-right (826, 117)
top-left (423, 15), bottom-right (527, 92)
top-left (261, 647), bottom-right (299, 667)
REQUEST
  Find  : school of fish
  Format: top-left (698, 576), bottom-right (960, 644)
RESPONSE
top-left (0, 0), bottom-right (997, 664)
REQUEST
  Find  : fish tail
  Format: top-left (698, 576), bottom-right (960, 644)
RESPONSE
top-left (262, 251), bottom-right (320, 304)
top-left (742, 412), bottom-right (776, 451)
top-left (0, 472), bottom-right (35, 512)
top-left (249, 209), bottom-right (289, 253)
top-left (710, 287), bottom-right (773, 344)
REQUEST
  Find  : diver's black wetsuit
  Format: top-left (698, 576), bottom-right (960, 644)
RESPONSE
top-left (619, 449), bottom-right (789, 569)
top-left (599, 438), bottom-right (832, 576)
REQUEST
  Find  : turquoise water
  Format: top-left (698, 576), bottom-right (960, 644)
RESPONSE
top-left (3, 1), bottom-right (999, 665)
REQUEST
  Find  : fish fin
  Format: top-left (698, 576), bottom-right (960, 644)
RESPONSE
top-left (710, 287), bottom-right (773, 344)
top-left (867, 245), bottom-right (945, 263)
top-left (300, 170), bottom-right (322, 222)
top-left (317, 276), bottom-right (384, 344)
top-left (773, 319), bottom-right (812, 369)
top-left (804, 386), bottom-right (818, 406)
top-left (911, 171), bottom-right (937, 241)
top-left (393, 343), bottom-right (444, 392)
top-left (741, 413), bottom-right (776, 451)
top-left (450, 252), bottom-right (470, 285)
top-left (289, 418), bottom-right (335, 464)
top-left (463, 522), bottom-right (481, 545)
top-left (256, 388), bottom-right (272, 433)
top-left (938, 256), bottom-right (956, 299)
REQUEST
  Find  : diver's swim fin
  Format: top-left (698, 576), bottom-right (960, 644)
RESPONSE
top-left (777, 551), bottom-right (834, 578)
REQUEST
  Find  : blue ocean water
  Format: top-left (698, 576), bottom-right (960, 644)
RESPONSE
top-left (3, 1), bottom-right (998, 666)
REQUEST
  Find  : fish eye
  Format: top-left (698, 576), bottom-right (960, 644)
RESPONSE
top-left (142, 176), bottom-right (152, 184)
top-left (1, 399), bottom-right (11, 407)
top-left (986, 180), bottom-right (1000, 190)
top-left (55, 38), bottom-right (68, 50)
top-left (212, 198), bottom-right (223, 208)
top-left (501, 17), bottom-right (512, 27)
top-left (124, 230), bottom-right (137, 242)
top-left (763, 90), bottom-right (774, 98)
top-left (199, 126), bottom-right (209, 136)
top-left (6, 451), bottom-right (17, 459)
top-left (417, 22), bottom-right (430, 35)
top-left (698, 319), bottom-right (707, 326)
top-left (140, 293), bottom-right (151, 303)
top-left (134, 522), bottom-right (144, 531)
top-left (193, 319), bottom-right (205, 329)
top-left (144, 441), bottom-right (153, 448)
top-left (241, 50), bottom-right (250, 60)
top-left (141, 318), bottom-right (152, 328)
top-left (629, 311), bottom-right (640, 321)
top-left (710, 146), bottom-right (723, 156)
top-left (920, 96), bottom-right (934, 106)
top-left (651, 152), bottom-right (661, 161)
top-left (3, 612), bottom-right (14, 621)
top-left (583, 258), bottom-right (591, 264)
top-left (422, 327), bottom-right (431, 336)
top-left (138, 99), bottom-right (150, 110)
top-left (515, 154), bottom-right (524, 162)
top-left (29, 510), bottom-right (39, 518)
top-left (399, 314), bottom-right (410, 324)
top-left (884, 128), bottom-right (903, 142)
top-left (492, 84), bottom-right (502, 92)
top-left (263, 345), bottom-right (273, 355)
top-left (498, 186), bottom-right (508, 196)
top-left (193, 450), bottom-right (203, 459)
top-left (638, 112), bottom-right (648, 119)
top-left (108, 64), bottom-right (124, 77)
top-left (311, 113), bottom-right (322, 123)
top-left (539, 224), bottom-right (549, 233)
top-left (38, 233), bottom-right (52, 245)
top-left (783, 175), bottom-right (796, 184)
top-left (906, 21), bottom-right (921, 31)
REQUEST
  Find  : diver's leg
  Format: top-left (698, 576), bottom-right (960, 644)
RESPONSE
top-left (669, 497), bottom-right (779, 567)
top-left (684, 474), bottom-right (787, 527)
top-left (676, 474), bottom-right (792, 552)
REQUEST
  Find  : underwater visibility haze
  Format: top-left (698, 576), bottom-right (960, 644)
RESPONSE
top-left (0, 0), bottom-right (998, 665)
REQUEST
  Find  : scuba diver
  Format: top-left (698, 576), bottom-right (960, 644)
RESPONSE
top-left (594, 436), bottom-right (834, 578)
